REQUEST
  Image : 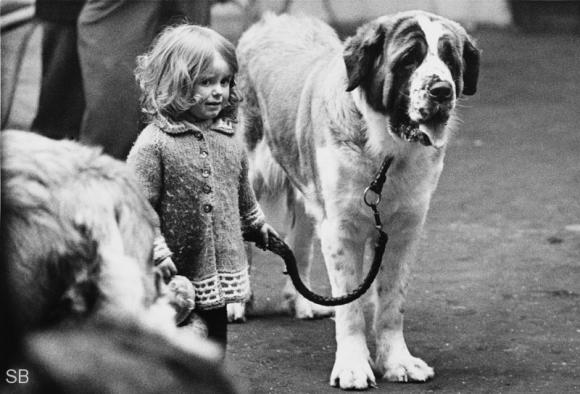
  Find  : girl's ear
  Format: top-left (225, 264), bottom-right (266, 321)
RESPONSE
top-left (220, 77), bottom-right (241, 121)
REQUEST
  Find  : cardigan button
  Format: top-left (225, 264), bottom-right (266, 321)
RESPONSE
top-left (202, 184), bottom-right (212, 194)
top-left (203, 204), bottom-right (213, 213)
top-left (202, 169), bottom-right (210, 178)
top-left (193, 131), bottom-right (203, 140)
top-left (200, 150), bottom-right (208, 158)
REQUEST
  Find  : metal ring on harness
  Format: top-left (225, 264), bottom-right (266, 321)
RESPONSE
top-left (363, 186), bottom-right (381, 207)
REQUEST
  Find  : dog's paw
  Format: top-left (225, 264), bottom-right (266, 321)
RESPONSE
top-left (381, 355), bottom-right (434, 382)
top-left (295, 296), bottom-right (334, 319)
top-left (226, 302), bottom-right (247, 323)
top-left (329, 354), bottom-right (376, 390)
top-left (283, 293), bottom-right (334, 320)
top-left (376, 330), bottom-right (435, 383)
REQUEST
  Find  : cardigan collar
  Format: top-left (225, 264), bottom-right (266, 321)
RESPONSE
top-left (153, 116), bottom-right (235, 136)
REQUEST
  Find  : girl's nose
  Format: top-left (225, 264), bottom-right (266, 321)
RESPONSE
top-left (212, 85), bottom-right (223, 97)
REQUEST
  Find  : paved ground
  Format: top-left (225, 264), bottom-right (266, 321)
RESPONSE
top-left (2, 14), bottom-right (579, 394)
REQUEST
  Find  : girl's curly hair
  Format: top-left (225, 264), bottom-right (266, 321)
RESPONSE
top-left (135, 24), bottom-right (242, 124)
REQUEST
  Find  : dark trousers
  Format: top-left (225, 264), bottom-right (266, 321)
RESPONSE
top-left (31, 21), bottom-right (84, 140)
top-left (196, 306), bottom-right (228, 352)
top-left (77, 0), bottom-right (212, 159)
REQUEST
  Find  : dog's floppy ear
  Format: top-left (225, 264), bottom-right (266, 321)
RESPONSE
top-left (462, 36), bottom-right (480, 96)
top-left (343, 21), bottom-right (386, 92)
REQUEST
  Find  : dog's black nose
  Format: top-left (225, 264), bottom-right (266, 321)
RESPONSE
top-left (429, 81), bottom-right (453, 102)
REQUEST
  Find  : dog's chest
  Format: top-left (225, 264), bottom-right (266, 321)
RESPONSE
top-left (318, 146), bottom-right (444, 222)
top-left (384, 152), bottom-right (444, 209)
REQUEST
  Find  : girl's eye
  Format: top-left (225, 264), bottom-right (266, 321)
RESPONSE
top-left (200, 79), bottom-right (211, 86)
top-left (221, 78), bottom-right (231, 86)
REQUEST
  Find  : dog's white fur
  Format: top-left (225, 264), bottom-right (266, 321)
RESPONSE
top-left (1, 130), bottom-right (219, 360)
top-left (237, 10), bottom-right (479, 389)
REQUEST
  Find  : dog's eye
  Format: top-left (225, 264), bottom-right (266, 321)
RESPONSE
top-left (442, 56), bottom-right (460, 77)
top-left (444, 58), bottom-right (457, 71)
top-left (398, 45), bottom-right (425, 71)
top-left (399, 51), bottom-right (420, 70)
top-left (400, 54), bottom-right (414, 67)
top-left (439, 42), bottom-right (460, 76)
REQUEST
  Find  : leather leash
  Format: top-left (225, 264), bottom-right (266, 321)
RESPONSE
top-left (244, 155), bottom-right (394, 306)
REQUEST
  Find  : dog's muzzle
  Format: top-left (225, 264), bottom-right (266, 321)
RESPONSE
top-left (405, 79), bottom-right (456, 148)
top-left (401, 124), bottom-right (432, 146)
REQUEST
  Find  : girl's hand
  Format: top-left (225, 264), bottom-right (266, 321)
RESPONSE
top-left (156, 256), bottom-right (177, 282)
top-left (259, 223), bottom-right (279, 249)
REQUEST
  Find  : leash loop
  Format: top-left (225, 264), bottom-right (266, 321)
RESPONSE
top-left (245, 155), bottom-right (394, 306)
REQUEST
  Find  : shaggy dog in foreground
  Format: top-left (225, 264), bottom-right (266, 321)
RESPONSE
top-left (237, 11), bottom-right (479, 390)
top-left (0, 130), bottom-right (236, 393)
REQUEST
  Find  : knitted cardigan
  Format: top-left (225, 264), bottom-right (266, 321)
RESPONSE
top-left (127, 116), bottom-right (265, 309)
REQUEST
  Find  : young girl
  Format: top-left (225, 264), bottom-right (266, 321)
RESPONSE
top-left (127, 23), bottom-right (277, 353)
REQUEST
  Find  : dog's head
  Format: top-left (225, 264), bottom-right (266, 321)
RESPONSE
top-left (1, 130), bottom-right (223, 368)
top-left (0, 130), bottom-right (162, 330)
top-left (344, 10), bottom-right (480, 149)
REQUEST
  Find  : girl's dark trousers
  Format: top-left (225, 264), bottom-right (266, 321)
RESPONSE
top-left (195, 306), bottom-right (228, 354)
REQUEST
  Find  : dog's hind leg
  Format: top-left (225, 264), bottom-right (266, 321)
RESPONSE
top-left (282, 200), bottom-right (333, 319)
top-left (226, 243), bottom-right (254, 323)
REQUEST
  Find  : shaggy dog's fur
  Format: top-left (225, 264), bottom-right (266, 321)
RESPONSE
top-left (1, 130), bottom-right (235, 392)
top-left (2, 130), bottom-right (161, 330)
top-left (237, 11), bottom-right (479, 389)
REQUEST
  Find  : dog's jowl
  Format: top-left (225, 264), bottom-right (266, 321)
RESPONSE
top-left (237, 10), bottom-right (479, 390)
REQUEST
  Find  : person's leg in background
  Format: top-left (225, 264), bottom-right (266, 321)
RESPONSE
top-left (77, 0), bottom-right (163, 160)
top-left (31, 1), bottom-right (85, 140)
top-left (171, 0), bottom-right (213, 26)
top-left (77, 0), bottom-right (214, 160)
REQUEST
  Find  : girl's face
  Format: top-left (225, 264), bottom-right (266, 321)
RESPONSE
top-left (189, 54), bottom-right (232, 120)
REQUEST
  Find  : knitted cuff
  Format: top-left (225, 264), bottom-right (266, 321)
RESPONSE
top-left (153, 235), bottom-right (173, 265)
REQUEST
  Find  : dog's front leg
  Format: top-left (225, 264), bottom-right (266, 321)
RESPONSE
top-left (320, 219), bottom-right (375, 390)
top-left (373, 210), bottom-right (434, 383)
top-left (283, 201), bottom-right (333, 319)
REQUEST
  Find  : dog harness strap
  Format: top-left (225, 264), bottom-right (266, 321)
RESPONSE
top-left (369, 155), bottom-right (393, 195)
top-left (370, 155), bottom-right (394, 231)
top-left (364, 155), bottom-right (394, 221)
top-left (244, 155), bottom-right (394, 306)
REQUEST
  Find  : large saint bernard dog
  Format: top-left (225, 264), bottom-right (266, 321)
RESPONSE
top-left (237, 10), bottom-right (479, 390)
